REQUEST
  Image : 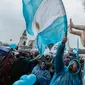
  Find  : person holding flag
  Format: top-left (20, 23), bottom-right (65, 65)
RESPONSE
top-left (50, 36), bottom-right (82, 85)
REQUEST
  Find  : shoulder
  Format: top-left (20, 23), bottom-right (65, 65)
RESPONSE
top-left (32, 65), bottom-right (39, 71)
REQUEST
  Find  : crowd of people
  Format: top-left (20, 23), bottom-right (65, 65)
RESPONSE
top-left (0, 19), bottom-right (85, 85)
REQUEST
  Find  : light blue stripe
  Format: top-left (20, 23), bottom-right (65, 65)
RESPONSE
top-left (22, 0), bottom-right (43, 35)
top-left (36, 15), bottom-right (67, 55)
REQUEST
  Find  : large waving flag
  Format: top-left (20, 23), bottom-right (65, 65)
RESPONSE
top-left (22, 0), bottom-right (67, 55)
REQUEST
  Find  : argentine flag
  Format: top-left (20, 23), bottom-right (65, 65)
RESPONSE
top-left (22, 0), bottom-right (67, 55)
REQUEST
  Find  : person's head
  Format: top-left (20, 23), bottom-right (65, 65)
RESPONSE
top-left (39, 61), bottom-right (46, 70)
top-left (48, 43), bottom-right (54, 50)
top-left (31, 50), bottom-right (39, 57)
top-left (37, 55), bottom-right (48, 70)
top-left (64, 53), bottom-right (77, 66)
top-left (45, 55), bottom-right (52, 62)
top-left (69, 61), bottom-right (78, 72)
top-left (68, 59), bottom-right (81, 74)
top-left (27, 52), bottom-right (31, 57)
top-left (69, 53), bottom-right (77, 59)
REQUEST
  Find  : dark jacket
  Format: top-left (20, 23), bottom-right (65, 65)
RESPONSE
top-left (9, 57), bottom-right (31, 83)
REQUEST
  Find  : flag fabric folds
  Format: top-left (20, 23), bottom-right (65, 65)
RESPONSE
top-left (22, 0), bottom-right (43, 35)
top-left (37, 16), bottom-right (67, 55)
top-left (22, 0), bottom-right (67, 55)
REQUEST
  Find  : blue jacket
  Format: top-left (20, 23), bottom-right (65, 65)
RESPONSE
top-left (32, 65), bottom-right (51, 85)
top-left (50, 43), bottom-right (81, 85)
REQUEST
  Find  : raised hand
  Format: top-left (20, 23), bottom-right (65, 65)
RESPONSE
top-left (62, 37), bottom-right (67, 44)
top-left (69, 18), bottom-right (74, 33)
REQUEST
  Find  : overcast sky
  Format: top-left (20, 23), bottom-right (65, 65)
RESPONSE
top-left (0, 0), bottom-right (85, 49)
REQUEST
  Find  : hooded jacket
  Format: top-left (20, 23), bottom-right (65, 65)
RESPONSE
top-left (32, 64), bottom-right (51, 85)
top-left (50, 43), bottom-right (81, 85)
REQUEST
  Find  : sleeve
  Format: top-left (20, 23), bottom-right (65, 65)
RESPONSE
top-left (54, 43), bottom-right (65, 73)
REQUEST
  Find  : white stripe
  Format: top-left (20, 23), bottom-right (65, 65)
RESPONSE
top-left (32, 0), bottom-right (66, 36)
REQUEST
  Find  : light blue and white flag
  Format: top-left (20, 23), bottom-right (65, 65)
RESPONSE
top-left (22, 0), bottom-right (67, 55)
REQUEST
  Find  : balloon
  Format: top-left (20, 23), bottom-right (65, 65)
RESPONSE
top-left (9, 43), bottom-right (16, 49)
top-left (13, 74), bottom-right (36, 85)
top-left (20, 75), bottom-right (28, 80)
top-left (26, 74), bottom-right (37, 85)
top-left (13, 80), bottom-right (25, 85)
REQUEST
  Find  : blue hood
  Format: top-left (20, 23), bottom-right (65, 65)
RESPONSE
top-left (68, 59), bottom-right (81, 75)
